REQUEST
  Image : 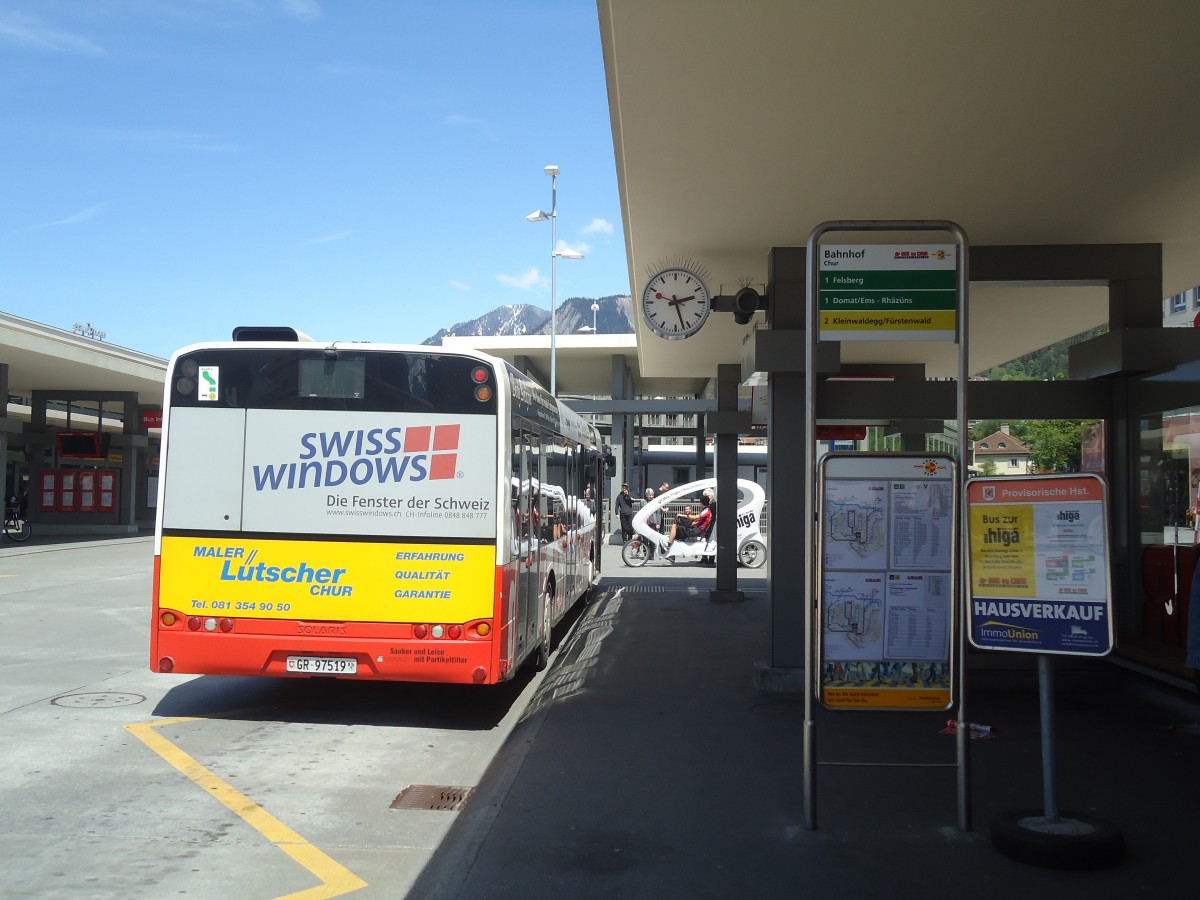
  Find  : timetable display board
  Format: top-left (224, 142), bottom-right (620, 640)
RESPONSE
top-left (966, 474), bottom-right (1112, 656)
top-left (817, 453), bottom-right (957, 710)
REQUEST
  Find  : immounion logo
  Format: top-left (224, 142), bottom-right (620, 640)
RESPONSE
top-left (979, 619), bottom-right (1039, 641)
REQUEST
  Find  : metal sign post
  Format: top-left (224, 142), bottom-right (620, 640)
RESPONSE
top-left (965, 473), bottom-right (1122, 866)
top-left (803, 221), bottom-right (970, 833)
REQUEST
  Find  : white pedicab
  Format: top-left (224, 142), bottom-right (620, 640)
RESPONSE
top-left (621, 477), bottom-right (767, 568)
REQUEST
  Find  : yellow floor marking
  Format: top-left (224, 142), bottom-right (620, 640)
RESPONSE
top-left (126, 717), bottom-right (368, 899)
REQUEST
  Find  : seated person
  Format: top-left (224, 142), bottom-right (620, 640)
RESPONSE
top-left (666, 496), bottom-right (713, 546)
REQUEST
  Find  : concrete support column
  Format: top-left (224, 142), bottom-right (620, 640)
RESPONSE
top-left (759, 250), bottom-right (809, 680)
top-left (0, 363), bottom-right (8, 496)
top-left (711, 363), bottom-right (744, 603)
top-left (609, 354), bottom-right (633, 541)
top-left (765, 370), bottom-right (807, 669)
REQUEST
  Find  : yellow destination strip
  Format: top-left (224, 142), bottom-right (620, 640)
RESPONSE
top-left (820, 310), bottom-right (958, 331)
top-left (160, 536), bottom-right (495, 623)
top-left (823, 687), bottom-right (951, 709)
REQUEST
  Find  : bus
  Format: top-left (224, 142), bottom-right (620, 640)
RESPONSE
top-left (151, 328), bottom-right (608, 685)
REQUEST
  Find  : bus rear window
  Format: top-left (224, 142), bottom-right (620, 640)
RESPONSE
top-left (298, 355), bottom-right (365, 399)
top-left (169, 348), bottom-right (496, 414)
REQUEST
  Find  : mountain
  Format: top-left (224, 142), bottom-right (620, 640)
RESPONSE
top-left (422, 294), bottom-right (633, 345)
top-left (422, 304), bottom-right (547, 345)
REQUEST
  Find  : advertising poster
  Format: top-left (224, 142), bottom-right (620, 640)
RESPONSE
top-left (158, 536), bottom-right (496, 624)
top-left (966, 474), bottom-right (1112, 655)
top-left (241, 409), bottom-right (498, 539)
top-left (818, 454), bottom-right (957, 710)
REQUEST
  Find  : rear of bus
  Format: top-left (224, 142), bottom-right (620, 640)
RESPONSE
top-left (151, 337), bottom-right (511, 684)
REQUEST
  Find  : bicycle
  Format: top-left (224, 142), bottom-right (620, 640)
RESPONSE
top-left (3, 499), bottom-right (31, 542)
top-left (621, 533), bottom-right (653, 567)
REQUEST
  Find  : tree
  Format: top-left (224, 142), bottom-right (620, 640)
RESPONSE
top-left (1023, 420), bottom-right (1097, 472)
top-left (977, 325), bottom-right (1108, 382)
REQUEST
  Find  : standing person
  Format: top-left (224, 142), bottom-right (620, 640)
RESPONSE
top-left (1188, 543), bottom-right (1200, 692)
top-left (616, 483), bottom-right (636, 543)
top-left (643, 487), bottom-right (662, 559)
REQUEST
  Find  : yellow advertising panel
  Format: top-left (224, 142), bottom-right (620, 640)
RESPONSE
top-left (159, 535), bottom-right (496, 623)
top-left (967, 503), bottom-right (1038, 598)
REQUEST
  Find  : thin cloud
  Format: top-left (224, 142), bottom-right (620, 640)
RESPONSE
top-left (496, 268), bottom-right (542, 290)
top-left (280, 0), bottom-right (321, 23)
top-left (582, 217), bottom-right (614, 235)
top-left (557, 240), bottom-right (590, 255)
top-left (84, 127), bottom-right (238, 153)
top-left (304, 230), bottom-right (352, 246)
top-left (0, 11), bottom-right (105, 55)
top-left (31, 203), bottom-right (109, 230)
top-left (449, 280), bottom-right (470, 292)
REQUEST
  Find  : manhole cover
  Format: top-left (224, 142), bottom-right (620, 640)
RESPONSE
top-left (51, 692), bottom-right (147, 709)
top-left (390, 784), bottom-right (475, 811)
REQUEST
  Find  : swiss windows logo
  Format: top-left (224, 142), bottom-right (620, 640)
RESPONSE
top-left (404, 424), bottom-right (460, 479)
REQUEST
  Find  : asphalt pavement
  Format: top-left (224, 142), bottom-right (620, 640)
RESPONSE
top-left (413, 544), bottom-right (1200, 899)
top-left (12, 532), bottom-right (1196, 898)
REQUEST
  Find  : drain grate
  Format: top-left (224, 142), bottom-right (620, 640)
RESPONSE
top-left (390, 784), bottom-right (475, 811)
top-left (51, 692), bottom-right (146, 709)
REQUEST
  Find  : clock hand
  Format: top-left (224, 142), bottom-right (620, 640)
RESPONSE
top-left (676, 304), bottom-right (687, 329)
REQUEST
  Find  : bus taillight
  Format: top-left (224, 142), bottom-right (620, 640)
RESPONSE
top-left (447, 624), bottom-right (462, 639)
top-left (159, 657), bottom-right (174, 673)
top-left (188, 617), bottom-right (234, 633)
top-left (413, 624), bottom-right (428, 638)
top-left (471, 365), bottom-right (492, 402)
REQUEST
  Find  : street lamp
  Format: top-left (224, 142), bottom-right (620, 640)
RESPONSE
top-left (525, 164), bottom-right (583, 396)
top-left (591, 301), bottom-right (600, 333)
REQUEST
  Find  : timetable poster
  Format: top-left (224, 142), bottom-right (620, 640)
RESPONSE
top-left (966, 474), bottom-right (1112, 656)
top-left (819, 454), bottom-right (957, 711)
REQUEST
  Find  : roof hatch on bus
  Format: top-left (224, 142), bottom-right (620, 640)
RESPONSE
top-left (232, 326), bottom-right (314, 342)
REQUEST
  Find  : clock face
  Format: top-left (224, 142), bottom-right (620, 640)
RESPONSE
top-left (641, 268), bottom-right (711, 339)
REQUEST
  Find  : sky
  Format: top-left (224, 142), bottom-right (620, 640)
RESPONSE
top-left (0, 0), bottom-right (628, 359)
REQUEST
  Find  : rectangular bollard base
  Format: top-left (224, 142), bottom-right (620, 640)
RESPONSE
top-left (753, 662), bottom-right (808, 697)
top-left (709, 589), bottom-right (744, 604)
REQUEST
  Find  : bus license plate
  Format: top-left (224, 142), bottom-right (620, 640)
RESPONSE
top-left (286, 656), bottom-right (357, 675)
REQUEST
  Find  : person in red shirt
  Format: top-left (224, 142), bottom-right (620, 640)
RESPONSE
top-left (667, 494), bottom-right (713, 546)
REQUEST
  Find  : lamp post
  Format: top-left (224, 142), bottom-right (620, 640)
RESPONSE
top-left (591, 301), bottom-right (599, 333)
top-left (525, 164), bottom-right (583, 396)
